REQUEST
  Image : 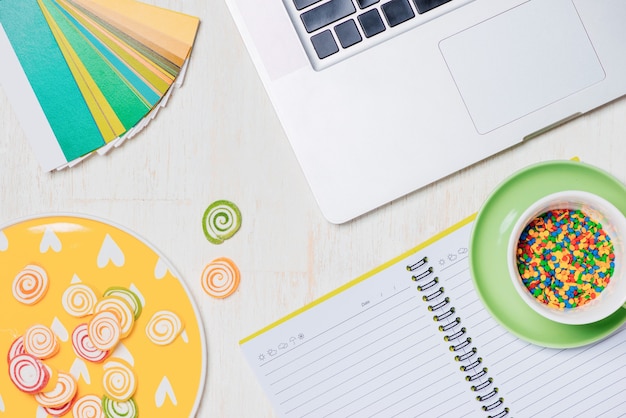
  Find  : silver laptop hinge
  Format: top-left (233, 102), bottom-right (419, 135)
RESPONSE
top-left (523, 112), bottom-right (582, 142)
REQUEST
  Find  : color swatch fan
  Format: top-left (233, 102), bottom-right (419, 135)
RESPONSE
top-left (0, 0), bottom-right (200, 171)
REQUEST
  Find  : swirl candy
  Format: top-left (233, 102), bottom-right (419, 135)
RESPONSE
top-left (102, 360), bottom-right (137, 401)
top-left (12, 264), bottom-right (49, 305)
top-left (101, 395), bottom-right (138, 418)
top-left (7, 336), bottom-right (26, 362)
top-left (202, 200), bottom-right (242, 244)
top-left (72, 394), bottom-right (105, 418)
top-left (41, 363), bottom-right (59, 392)
top-left (201, 257), bottom-right (241, 299)
top-left (24, 324), bottom-right (59, 359)
top-left (35, 371), bottom-right (77, 408)
top-left (43, 394), bottom-right (76, 417)
top-left (103, 287), bottom-right (142, 320)
top-left (94, 297), bottom-right (135, 338)
top-left (8, 353), bottom-right (50, 393)
top-left (145, 310), bottom-right (183, 346)
top-left (88, 311), bottom-right (122, 351)
top-left (72, 323), bottom-right (110, 363)
top-left (62, 283), bottom-right (98, 317)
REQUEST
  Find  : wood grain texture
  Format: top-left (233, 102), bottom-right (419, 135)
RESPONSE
top-left (1, 0), bottom-right (626, 415)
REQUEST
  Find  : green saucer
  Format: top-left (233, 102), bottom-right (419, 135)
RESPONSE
top-left (469, 160), bottom-right (626, 348)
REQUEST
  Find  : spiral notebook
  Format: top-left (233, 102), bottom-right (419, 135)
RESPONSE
top-left (240, 215), bottom-right (626, 417)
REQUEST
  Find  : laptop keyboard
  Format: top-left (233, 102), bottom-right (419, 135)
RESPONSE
top-left (285, 0), bottom-right (473, 69)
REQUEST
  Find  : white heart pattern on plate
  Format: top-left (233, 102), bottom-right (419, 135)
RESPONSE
top-left (70, 358), bottom-right (91, 384)
top-left (0, 230), bottom-right (8, 251)
top-left (40, 227), bottom-right (62, 253)
top-left (51, 317), bottom-right (69, 342)
top-left (154, 258), bottom-right (169, 280)
top-left (97, 234), bottom-right (125, 268)
top-left (155, 376), bottom-right (178, 408)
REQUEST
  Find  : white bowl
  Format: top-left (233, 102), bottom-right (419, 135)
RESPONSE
top-left (507, 190), bottom-right (626, 325)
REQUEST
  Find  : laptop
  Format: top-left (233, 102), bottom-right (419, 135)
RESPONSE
top-left (224, 0), bottom-right (626, 224)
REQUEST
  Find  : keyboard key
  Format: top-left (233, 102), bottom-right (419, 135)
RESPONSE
top-left (311, 30), bottom-right (339, 59)
top-left (357, 0), bottom-right (379, 9)
top-left (413, 0), bottom-right (452, 14)
top-left (301, 0), bottom-right (356, 33)
top-left (382, 0), bottom-right (415, 27)
top-left (358, 9), bottom-right (386, 38)
top-left (335, 20), bottom-right (362, 48)
top-left (293, 0), bottom-right (322, 10)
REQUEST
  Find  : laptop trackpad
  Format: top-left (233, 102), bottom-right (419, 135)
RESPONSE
top-left (439, 1), bottom-right (605, 134)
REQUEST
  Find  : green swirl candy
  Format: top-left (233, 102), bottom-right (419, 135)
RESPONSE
top-left (103, 287), bottom-right (142, 319)
top-left (102, 395), bottom-right (137, 418)
top-left (202, 200), bottom-right (242, 245)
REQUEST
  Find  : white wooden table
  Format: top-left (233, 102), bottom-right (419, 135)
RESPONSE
top-left (1, 1), bottom-right (626, 415)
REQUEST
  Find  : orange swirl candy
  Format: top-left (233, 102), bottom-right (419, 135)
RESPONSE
top-left (41, 363), bottom-right (58, 393)
top-left (72, 394), bottom-right (105, 418)
top-left (201, 257), bottom-right (240, 298)
top-left (88, 311), bottom-right (122, 351)
top-left (102, 360), bottom-right (137, 402)
top-left (62, 283), bottom-right (98, 317)
top-left (34, 371), bottom-right (77, 408)
top-left (12, 264), bottom-right (49, 305)
top-left (24, 324), bottom-right (59, 359)
top-left (145, 310), bottom-right (183, 346)
top-left (94, 296), bottom-right (135, 338)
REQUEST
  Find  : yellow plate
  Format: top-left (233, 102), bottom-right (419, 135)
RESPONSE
top-left (0, 214), bottom-right (206, 416)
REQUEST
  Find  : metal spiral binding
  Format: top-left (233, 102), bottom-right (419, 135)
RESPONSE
top-left (439, 317), bottom-right (461, 332)
top-left (429, 298), bottom-right (450, 311)
top-left (407, 256), bottom-right (509, 418)
top-left (434, 307), bottom-right (455, 321)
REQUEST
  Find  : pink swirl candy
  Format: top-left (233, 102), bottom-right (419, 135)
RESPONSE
top-left (43, 394), bottom-right (77, 417)
top-left (8, 353), bottom-right (50, 394)
top-left (7, 336), bottom-right (26, 363)
top-left (72, 323), bottom-right (110, 363)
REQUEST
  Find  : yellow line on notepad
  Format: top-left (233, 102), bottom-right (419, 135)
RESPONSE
top-left (238, 214), bottom-right (477, 345)
top-left (38, 0), bottom-right (125, 143)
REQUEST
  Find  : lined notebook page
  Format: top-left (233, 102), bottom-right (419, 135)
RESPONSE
top-left (240, 218), bottom-right (626, 417)
top-left (443, 253), bottom-right (626, 417)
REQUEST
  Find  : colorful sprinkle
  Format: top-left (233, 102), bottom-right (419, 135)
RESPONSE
top-left (515, 209), bottom-right (615, 310)
top-left (201, 257), bottom-right (241, 299)
top-left (12, 264), bottom-right (49, 305)
top-left (202, 200), bottom-right (242, 244)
